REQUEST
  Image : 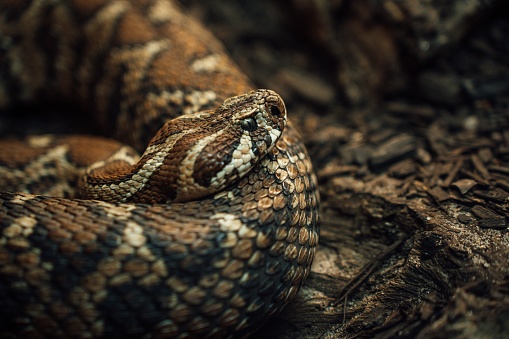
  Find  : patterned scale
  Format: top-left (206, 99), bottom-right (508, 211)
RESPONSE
top-left (0, 0), bottom-right (319, 338)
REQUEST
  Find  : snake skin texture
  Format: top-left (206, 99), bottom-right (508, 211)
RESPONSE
top-left (0, 1), bottom-right (320, 338)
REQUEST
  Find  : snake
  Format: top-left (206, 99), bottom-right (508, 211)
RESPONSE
top-left (0, 0), bottom-right (319, 338)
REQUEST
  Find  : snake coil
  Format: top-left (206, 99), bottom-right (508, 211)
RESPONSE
top-left (0, 0), bottom-right (319, 337)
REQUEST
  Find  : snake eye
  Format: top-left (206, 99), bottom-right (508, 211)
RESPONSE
top-left (241, 118), bottom-right (257, 131)
top-left (269, 105), bottom-right (282, 116)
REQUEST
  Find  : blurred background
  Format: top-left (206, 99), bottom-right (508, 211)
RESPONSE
top-left (183, 1), bottom-right (509, 338)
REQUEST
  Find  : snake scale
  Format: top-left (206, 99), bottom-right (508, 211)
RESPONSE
top-left (0, 1), bottom-right (319, 338)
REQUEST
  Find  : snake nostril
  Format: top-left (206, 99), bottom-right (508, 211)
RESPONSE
top-left (269, 105), bottom-right (282, 116)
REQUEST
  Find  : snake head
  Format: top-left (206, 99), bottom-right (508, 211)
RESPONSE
top-left (223, 88), bottom-right (287, 156)
top-left (190, 89), bottom-right (287, 194)
top-left (81, 90), bottom-right (287, 204)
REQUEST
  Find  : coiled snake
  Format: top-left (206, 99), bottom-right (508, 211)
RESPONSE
top-left (0, 1), bottom-right (319, 338)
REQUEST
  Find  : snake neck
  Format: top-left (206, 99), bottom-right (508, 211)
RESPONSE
top-left (78, 158), bottom-right (152, 203)
top-left (79, 129), bottom-right (198, 204)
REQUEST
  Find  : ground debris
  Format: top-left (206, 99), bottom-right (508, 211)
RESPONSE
top-left (182, 1), bottom-right (509, 337)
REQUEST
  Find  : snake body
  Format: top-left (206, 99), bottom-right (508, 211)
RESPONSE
top-left (0, 1), bottom-right (319, 338)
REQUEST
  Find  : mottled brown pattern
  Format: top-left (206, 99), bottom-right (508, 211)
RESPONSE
top-left (64, 136), bottom-right (136, 167)
top-left (0, 135), bottom-right (138, 197)
top-left (0, 139), bottom-right (53, 168)
top-left (0, 0), bottom-right (319, 338)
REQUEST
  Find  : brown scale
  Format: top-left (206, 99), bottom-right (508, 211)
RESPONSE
top-left (0, 0), bottom-right (319, 338)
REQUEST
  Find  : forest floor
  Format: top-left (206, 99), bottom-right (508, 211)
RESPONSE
top-left (184, 1), bottom-right (509, 338)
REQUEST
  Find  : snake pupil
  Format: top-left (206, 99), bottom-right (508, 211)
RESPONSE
top-left (241, 118), bottom-right (257, 131)
top-left (269, 105), bottom-right (281, 116)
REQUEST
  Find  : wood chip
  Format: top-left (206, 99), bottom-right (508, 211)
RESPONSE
top-left (460, 169), bottom-right (490, 186)
top-left (488, 165), bottom-right (509, 175)
top-left (369, 134), bottom-right (417, 168)
top-left (473, 188), bottom-right (509, 203)
top-left (479, 218), bottom-right (507, 229)
top-left (442, 159), bottom-right (464, 187)
top-left (451, 178), bottom-right (478, 194)
top-left (428, 186), bottom-right (450, 203)
top-left (318, 161), bottom-right (358, 180)
top-left (471, 205), bottom-right (501, 219)
top-left (389, 159), bottom-right (417, 178)
top-left (384, 101), bottom-right (436, 119)
top-left (279, 68), bottom-right (335, 105)
top-left (471, 154), bottom-right (490, 180)
top-left (478, 148), bottom-right (493, 163)
top-left (457, 214), bottom-right (474, 224)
